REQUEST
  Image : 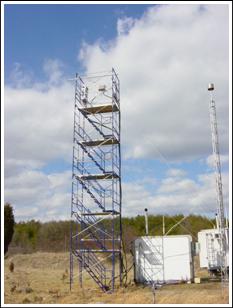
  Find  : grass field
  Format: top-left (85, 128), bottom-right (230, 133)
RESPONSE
top-left (4, 252), bottom-right (229, 304)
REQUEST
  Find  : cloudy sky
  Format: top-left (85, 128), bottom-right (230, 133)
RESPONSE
top-left (3, 3), bottom-right (230, 222)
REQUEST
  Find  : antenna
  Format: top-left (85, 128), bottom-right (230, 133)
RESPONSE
top-left (207, 83), bottom-right (228, 285)
top-left (163, 215), bottom-right (165, 235)
top-left (144, 208), bottom-right (149, 236)
top-left (215, 213), bottom-right (219, 230)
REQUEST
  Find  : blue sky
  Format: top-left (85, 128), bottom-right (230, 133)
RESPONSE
top-left (5, 4), bottom-right (153, 83)
top-left (4, 3), bottom-right (230, 221)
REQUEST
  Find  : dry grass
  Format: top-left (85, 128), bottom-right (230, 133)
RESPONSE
top-left (4, 252), bottom-right (229, 304)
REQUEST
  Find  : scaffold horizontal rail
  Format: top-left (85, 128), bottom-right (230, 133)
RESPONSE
top-left (81, 238), bottom-right (121, 241)
top-left (80, 172), bottom-right (119, 180)
top-left (79, 103), bottom-right (119, 114)
top-left (77, 249), bottom-right (121, 253)
top-left (80, 211), bottom-right (120, 216)
top-left (81, 138), bottom-right (119, 146)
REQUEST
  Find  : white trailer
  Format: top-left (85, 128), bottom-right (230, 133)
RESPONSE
top-left (197, 228), bottom-right (229, 273)
top-left (134, 235), bottom-right (194, 284)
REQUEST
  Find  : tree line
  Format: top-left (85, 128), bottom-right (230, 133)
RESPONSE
top-left (7, 211), bottom-right (216, 254)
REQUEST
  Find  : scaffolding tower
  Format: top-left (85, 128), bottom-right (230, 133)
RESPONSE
top-left (207, 83), bottom-right (228, 285)
top-left (70, 69), bottom-right (122, 292)
top-left (206, 233), bottom-right (218, 270)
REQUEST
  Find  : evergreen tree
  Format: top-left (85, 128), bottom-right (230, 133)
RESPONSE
top-left (4, 203), bottom-right (15, 254)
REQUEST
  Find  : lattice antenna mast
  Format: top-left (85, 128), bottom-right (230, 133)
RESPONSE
top-left (207, 83), bottom-right (228, 281)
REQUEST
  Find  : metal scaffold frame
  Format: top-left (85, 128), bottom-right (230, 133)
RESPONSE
top-left (70, 68), bottom-right (123, 292)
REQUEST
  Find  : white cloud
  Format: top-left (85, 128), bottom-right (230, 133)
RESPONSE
top-left (48, 170), bottom-right (71, 192)
top-left (206, 154), bottom-right (229, 168)
top-left (43, 58), bottom-right (64, 85)
top-left (9, 62), bottom-right (33, 88)
top-left (122, 171), bottom-right (229, 217)
top-left (5, 169), bottom-right (71, 221)
top-left (4, 79), bottom-right (74, 171)
top-left (157, 177), bottom-right (197, 194)
top-left (79, 4), bottom-right (229, 161)
top-left (4, 5), bottom-right (230, 221)
top-left (166, 168), bottom-right (186, 177)
top-left (4, 158), bottom-right (44, 178)
top-left (117, 16), bottom-right (135, 35)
